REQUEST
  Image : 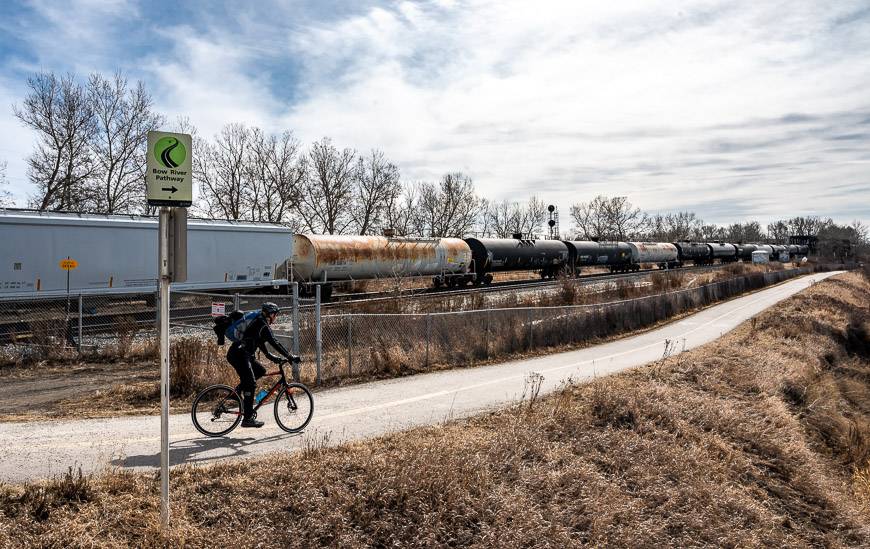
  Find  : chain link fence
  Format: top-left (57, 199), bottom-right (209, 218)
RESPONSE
top-left (0, 267), bottom-right (814, 378)
top-left (283, 267), bottom-right (813, 384)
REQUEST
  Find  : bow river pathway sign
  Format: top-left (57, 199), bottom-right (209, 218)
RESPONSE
top-left (146, 131), bottom-right (193, 207)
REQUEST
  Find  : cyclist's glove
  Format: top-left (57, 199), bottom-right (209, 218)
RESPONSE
top-left (287, 354), bottom-right (301, 364)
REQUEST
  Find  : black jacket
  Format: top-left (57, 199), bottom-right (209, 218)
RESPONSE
top-left (229, 314), bottom-right (291, 363)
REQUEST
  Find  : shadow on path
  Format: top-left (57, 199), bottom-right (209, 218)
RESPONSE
top-left (112, 430), bottom-right (305, 469)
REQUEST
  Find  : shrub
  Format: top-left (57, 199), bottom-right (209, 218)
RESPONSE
top-left (170, 337), bottom-right (233, 396)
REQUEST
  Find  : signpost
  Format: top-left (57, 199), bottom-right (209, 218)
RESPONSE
top-left (60, 257), bottom-right (78, 348)
top-left (147, 131), bottom-right (191, 531)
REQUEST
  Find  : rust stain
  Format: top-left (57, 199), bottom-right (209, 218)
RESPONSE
top-left (295, 235), bottom-right (471, 273)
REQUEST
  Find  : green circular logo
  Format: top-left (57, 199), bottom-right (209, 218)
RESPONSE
top-left (153, 136), bottom-right (186, 169)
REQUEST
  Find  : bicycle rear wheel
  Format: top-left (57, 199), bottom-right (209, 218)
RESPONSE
top-left (191, 385), bottom-right (242, 437)
top-left (274, 383), bottom-right (314, 433)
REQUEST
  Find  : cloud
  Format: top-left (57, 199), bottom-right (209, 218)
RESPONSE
top-left (0, 0), bottom-right (868, 228)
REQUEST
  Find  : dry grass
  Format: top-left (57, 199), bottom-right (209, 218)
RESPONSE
top-left (169, 337), bottom-right (236, 396)
top-left (1, 272), bottom-right (868, 547)
top-left (313, 267), bottom-right (812, 383)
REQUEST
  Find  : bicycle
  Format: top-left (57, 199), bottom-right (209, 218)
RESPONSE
top-left (191, 359), bottom-right (314, 437)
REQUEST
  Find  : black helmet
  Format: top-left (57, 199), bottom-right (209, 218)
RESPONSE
top-left (262, 302), bottom-right (280, 315)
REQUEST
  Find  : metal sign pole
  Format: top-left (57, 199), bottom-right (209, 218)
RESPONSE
top-left (146, 130), bottom-right (191, 533)
top-left (158, 207), bottom-right (171, 529)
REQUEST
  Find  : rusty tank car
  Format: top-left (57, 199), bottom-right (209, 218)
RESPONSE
top-left (627, 242), bottom-right (680, 270)
top-left (286, 234), bottom-right (474, 296)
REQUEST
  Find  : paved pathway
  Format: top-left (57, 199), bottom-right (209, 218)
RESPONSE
top-left (0, 271), bottom-right (841, 482)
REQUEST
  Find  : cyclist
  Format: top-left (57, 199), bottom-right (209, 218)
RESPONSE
top-left (227, 302), bottom-right (299, 428)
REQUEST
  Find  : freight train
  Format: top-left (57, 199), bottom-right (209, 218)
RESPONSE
top-left (0, 210), bottom-right (809, 299)
top-left (286, 233), bottom-right (810, 298)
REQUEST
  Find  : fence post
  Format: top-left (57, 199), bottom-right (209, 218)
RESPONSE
top-left (233, 293), bottom-right (240, 312)
top-left (154, 290), bottom-right (160, 333)
top-left (425, 313), bottom-right (431, 368)
top-left (527, 308), bottom-right (533, 350)
top-left (315, 284), bottom-right (322, 385)
top-left (291, 282), bottom-right (299, 382)
top-left (485, 309), bottom-right (490, 359)
top-left (77, 294), bottom-right (83, 353)
top-left (346, 315), bottom-right (353, 377)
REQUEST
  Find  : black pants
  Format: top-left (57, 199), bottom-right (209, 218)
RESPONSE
top-left (227, 347), bottom-right (266, 418)
top-left (227, 347), bottom-right (266, 392)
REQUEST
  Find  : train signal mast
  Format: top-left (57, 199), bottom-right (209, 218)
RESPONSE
top-left (547, 205), bottom-right (560, 240)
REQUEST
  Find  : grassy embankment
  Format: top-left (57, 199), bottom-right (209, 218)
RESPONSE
top-left (0, 270), bottom-right (867, 546)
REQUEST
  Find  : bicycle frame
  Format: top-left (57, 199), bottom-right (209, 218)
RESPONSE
top-left (252, 363), bottom-right (289, 412)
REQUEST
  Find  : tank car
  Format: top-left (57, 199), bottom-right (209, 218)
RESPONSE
top-left (562, 241), bottom-right (599, 275)
top-left (464, 237), bottom-right (569, 282)
top-left (707, 242), bottom-right (738, 263)
top-left (737, 244), bottom-right (758, 261)
top-left (628, 242), bottom-right (680, 270)
top-left (755, 244), bottom-right (774, 256)
top-left (288, 234), bottom-right (473, 295)
top-left (597, 242), bottom-right (634, 273)
top-left (770, 245), bottom-right (789, 262)
top-left (673, 241), bottom-right (712, 266)
top-left (562, 240), bottom-right (634, 274)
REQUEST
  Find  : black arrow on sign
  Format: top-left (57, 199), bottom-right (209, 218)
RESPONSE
top-left (162, 186), bottom-right (178, 193)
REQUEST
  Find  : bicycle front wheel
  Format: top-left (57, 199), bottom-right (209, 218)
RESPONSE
top-left (191, 384), bottom-right (242, 437)
top-left (274, 383), bottom-right (314, 433)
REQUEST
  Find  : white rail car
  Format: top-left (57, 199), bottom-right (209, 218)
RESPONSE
top-left (0, 210), bottom-right (293, 297)
top-left (627, 242), bottom-right (680, 269)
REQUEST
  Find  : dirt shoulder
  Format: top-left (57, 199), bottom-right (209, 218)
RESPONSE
top-left (1, 273), bottom-right (868, 547)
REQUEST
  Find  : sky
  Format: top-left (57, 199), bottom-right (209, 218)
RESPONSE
top-left (0, 0), bottom-right (868, 229)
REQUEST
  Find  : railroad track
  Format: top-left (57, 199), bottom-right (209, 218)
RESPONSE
top-left (0, 263), bottom-right (734, 344)
top-left (317, 263), bottom-right (733, 310)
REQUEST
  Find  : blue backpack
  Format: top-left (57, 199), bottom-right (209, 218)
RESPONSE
top-left (213, 310), bottom-right (262, 345)
top-left (226, 310), bottom-right (262, 343)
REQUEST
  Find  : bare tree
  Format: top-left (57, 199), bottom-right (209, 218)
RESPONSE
top-left (786, 216), bottom-right (832, 237)
top-left (725, 221), bottom-right (765, 243)
top-left (416, 172), bottom-right (481, 237)
top-left (691, 223), bottom-right (726, 241)
top-left (298, 137), bottom-right (357, 234)
top-left (350, 149), bottom-right (400, 235)
top-left (87, 72), bottom-right (163, 213)
top-left (570, 195), bottom-right (611, 240)
top-left (766, 220), bottom-right (790, 243)
top-left (570, 195), bottom-right (647, 240)
top-left (15, 72), bottom-right (96, 211)
top-left (247, 128), bottom-right (305, 225)
top-left (519, 196), bottom-right (547, 237)
top-left (196, 123), bottom-right (251, 220)
top-left (606, 196), bottom-right (648, 240)
top-left (486, 199), bottom-right (517, 238)
top-left (0, 161), bottom-right (12, 207)
top-left (646, 211), bottom-right (703, 241)
top-left (851, 219), bottom-right (868, 244)
top-left (384, 183), bottom-right (419, 236)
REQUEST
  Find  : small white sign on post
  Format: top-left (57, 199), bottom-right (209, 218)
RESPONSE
top-left (211, 302), bottom-right (226, 317)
